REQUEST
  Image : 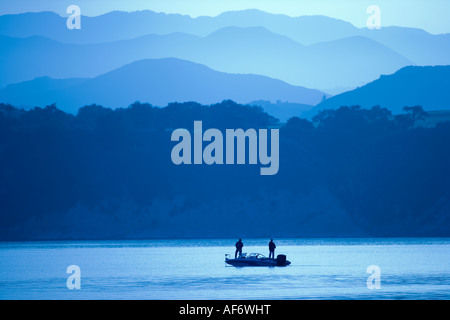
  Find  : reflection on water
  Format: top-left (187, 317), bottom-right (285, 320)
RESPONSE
top-left (0, 238), bottom-right (449, 299)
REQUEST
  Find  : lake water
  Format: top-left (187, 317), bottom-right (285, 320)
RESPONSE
top-left (0, 238), bottom-right (449, 300)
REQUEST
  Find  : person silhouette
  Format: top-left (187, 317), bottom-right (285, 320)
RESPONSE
top-left (269, 239), bottom-right (276, 259)
top-left (235, 238), bottom-right (244, 258)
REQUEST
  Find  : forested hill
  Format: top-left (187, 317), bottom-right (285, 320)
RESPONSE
top-left (0, 101), bottom-right (449, 240)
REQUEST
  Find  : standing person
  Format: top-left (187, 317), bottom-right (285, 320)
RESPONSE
top-left (235, 239), bottom-right (244, 258)
top-left (269, 239), bottom-right (276, 259)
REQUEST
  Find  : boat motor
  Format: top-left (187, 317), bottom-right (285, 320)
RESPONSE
top-left (276, 254), bottom-right (287, 266)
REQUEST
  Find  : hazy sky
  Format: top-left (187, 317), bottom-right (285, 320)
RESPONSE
top-left (1, 0), bottom-right (449, 34)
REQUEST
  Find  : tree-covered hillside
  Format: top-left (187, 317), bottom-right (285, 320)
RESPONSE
top-left (0, 101), bottom-right (449, 239)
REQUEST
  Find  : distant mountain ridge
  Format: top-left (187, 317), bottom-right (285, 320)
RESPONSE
top-left (1, 9), bottom-right (449, 114)
top-left (0, 10), bottom-right (373, 44)
top-left (0, 27), bottom-right (413, 91)
top-left (311, 65), bottom-right (450, 115)
top-left (0, 58), bottom-right (325, 113)
top-left (1, 9), bottom-right (448, 65)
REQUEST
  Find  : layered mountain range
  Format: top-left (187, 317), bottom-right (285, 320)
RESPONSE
top-left (0, 9), bottom-right (449, 115)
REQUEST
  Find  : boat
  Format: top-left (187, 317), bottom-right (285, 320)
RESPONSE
top-left (225, 253), bottom-right (291, 267)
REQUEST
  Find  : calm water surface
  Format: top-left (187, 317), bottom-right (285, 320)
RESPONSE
top-left (0, 238), bottom-right (449, 299)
